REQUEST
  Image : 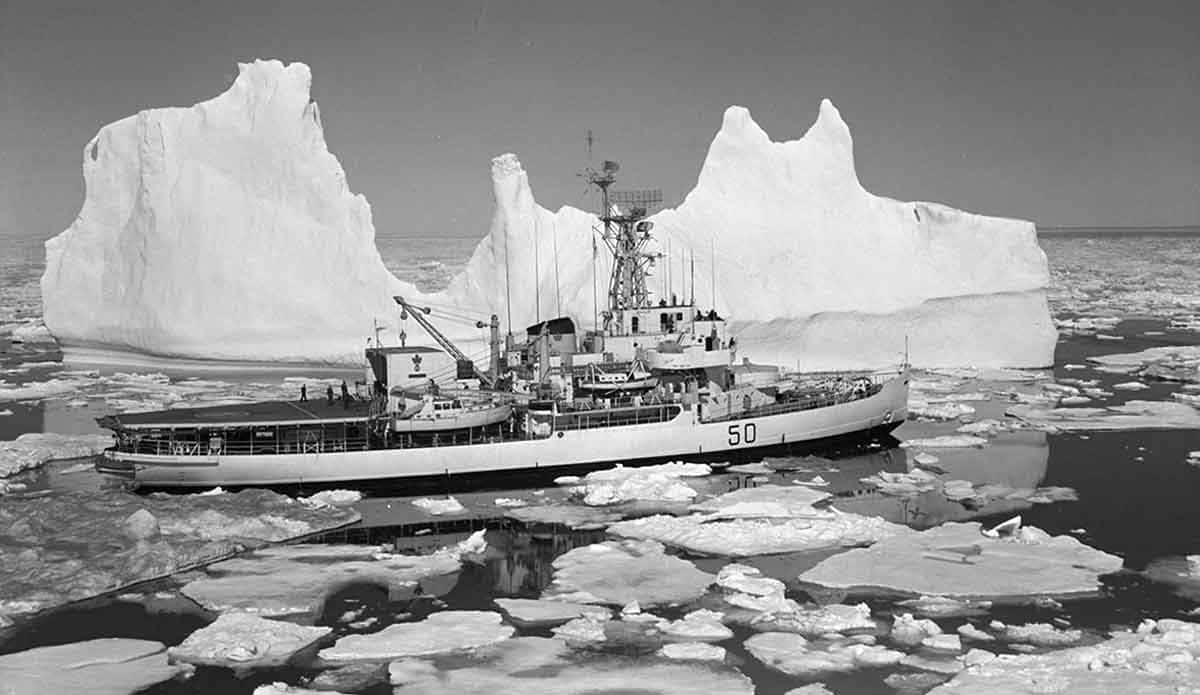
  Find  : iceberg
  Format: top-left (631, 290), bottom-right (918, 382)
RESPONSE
top-left (43, 59), bottom-right (1054, 369)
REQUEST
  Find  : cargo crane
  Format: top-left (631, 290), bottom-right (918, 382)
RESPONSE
top-left (393, 296), bottom-right (502, 388)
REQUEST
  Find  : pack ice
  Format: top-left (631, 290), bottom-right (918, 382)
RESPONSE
top-left (43, 59), bottom-right (1054, 369)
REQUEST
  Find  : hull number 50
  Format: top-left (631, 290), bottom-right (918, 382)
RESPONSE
top-left (727, 422), bottom-right (757, 446)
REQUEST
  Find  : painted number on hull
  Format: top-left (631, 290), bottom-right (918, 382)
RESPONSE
top-left (727, 422), bottom-right (757, 446)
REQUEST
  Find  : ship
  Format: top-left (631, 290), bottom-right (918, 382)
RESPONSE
top-left (95, 160), bottom-right (909, 489)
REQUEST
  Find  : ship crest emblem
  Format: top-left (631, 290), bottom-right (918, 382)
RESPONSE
top-left (411, 353), bottom-right (423, 370)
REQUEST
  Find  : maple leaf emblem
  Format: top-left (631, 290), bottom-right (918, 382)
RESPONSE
top-left (412, 353), bottom-right (423, 369)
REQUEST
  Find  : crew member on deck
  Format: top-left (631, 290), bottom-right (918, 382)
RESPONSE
top-left (326, 385), bottom-right (335, 405)
top-left (300, 385), bottom-right (307, 402)
top-left (340, 380), bottom-right (350, 409)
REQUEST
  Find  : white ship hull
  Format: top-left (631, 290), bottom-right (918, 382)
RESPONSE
top-left (100, 372), bottom-right (908, 489)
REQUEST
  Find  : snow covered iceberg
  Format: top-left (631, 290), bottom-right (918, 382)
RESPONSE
top-left (44, 59), bottom-right (1055, 369)
top-left (43, 60), bottom-right (409, 363)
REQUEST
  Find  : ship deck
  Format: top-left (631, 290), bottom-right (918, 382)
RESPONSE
top-left (101, 399), bottom-right (373, 429)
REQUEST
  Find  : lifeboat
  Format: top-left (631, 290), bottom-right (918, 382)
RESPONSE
top-left (575, 360), bottom-right (659, 395)
top-left (391, 392), bottom-right (512, 433)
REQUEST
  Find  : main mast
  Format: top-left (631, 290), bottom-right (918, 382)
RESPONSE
top-left (584, 160), bottom-right (662, 336)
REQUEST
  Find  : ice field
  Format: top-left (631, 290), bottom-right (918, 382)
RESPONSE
top-left (3, 228), bottom-right (1200, 694)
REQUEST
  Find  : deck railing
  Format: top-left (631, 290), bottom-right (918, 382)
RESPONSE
top-left (700, 376), bottom-right (892, 424)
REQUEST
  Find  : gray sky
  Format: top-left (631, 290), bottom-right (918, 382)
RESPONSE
top-left (2, 0), bottom-right (1197, 241)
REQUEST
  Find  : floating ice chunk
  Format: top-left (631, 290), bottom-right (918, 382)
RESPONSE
top-left (577, 462), bottom-right (710, 506)
top-left (908, 401), bottom-right (977, 420)
top-left (493, 598), bottom-right (608, 628)
top-left (927, 619), bottom-right (1200, 695)
top-left (913, 452), bottom-right (941, 465)
top-left (923, 634), bottom-right (963, 652)
top-left (0, 409), bottom-right (12, 416)
top-left (182, 533), bottom-right (480, 617)
top-left (717, 563), bottom-right (787, 597)
top-left (411, 496), bottom-right (465, 515)
top-left (799, 522), bottom-right (1123, 600)
top-left (752, 603), bottom-right (876, 637)
top-left (745, 632), bottom-right (903, 676)
top-left (958, 623), bottom-right (995, 642)
top-left (901, 435), bottom-right (989, 448)
top-left (0, 378), bottom-right (87, 402)
top-left (168, 613), bottom-right (330, 670)
top-left (783, 685), bottom-right (836, 695)
top-left (657, 642), bottom-right (726, 661)
top-left (662, 609), bottom-right (734, 642)
top-left (1060, 395), bottom-right (1091, 405)
top-left (1008, 400), bottom-right (1200, 431)
top-left (999, 622), bottom-right (1083, 647)
top-left (901, 653), bottom-right (964, 674)
top-left (0, 432), bottom-right (113, 477)
top-left (299, 489), bottom-right (362, 508)
top-left (543, 539), bottom-right (714, 606)
top-left (896, 595), bottom-right (993, 618)
top-left (796, 475), bottom-right (829, 486)
top-left (891, 613), bottom-right (942, 646)
top-left (0, 638), bottom-right (191, 695)
top-left (608, 511), bottom-right (908, 557)
top-left (861, 468), bottom-right (940, 496)
top-left (1112, 381), bottom-right (1150, 391)
top-left (10, 323), bottom-right (54, 344)
top-left (318, 611), bottom-right (514, 663)
top-left (493, 497), bottom-right (527, 507)
top-left (551, 614), bottom-right (610, 645)
top-left (553, 475), bottom-right (580, 485)
top-left (690, 484), bottom-right (831, 519)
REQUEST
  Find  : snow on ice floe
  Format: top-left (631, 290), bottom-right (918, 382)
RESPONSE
top-left (1088, 346), bottom-right (1200, 384)
top-left (745, 632), bottom-right (904, 676)
top-left (318, 610), bottom-right (514, 663)
top-left (541, 539), bottom-right (714, 606)
top-left (0, 489), bottom-right (358, 621)
top-left (688, 484), bottom-right (831, 519)
top-left (411, 496), bottom-right (466, 515)
top-left (926, 619), bottom-right (1200, 695)
top-left (182, 530), bottom-right (484, 617)
top-left (168, 613), bottom-right (330, 670)
top-left (298, 489), bottom-right (362, 509)
top-left (609, 507), bottom-right (907, 557)
top-left (0, 638), bottom-right (192, 695)
top-left (573, 462), bottom-right (712, 506)
top-left (493, 598), bottom-right (609, 628)
top-left (0, 432), bottom-right (113, 478)
top-left (1008, 399), bottom-right (1200, 431)
top-left (799, 521), bottom-right (1123, 600)
top-left (657, 642), bottom-right (727, 661)
top-left (388, 637), bottom-right (755, 694)
top-left (42, 59), bottom-right (1052, 369)
top-left (901, 435), bottom-right (990, 448)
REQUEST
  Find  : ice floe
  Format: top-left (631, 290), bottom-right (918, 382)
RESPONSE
top-left (890, 613), bottom-right (943, 647)
top-left (319, 610), bottom-right (514, 663)
top-left (1008, 399), bottom-right (1200, 431)
top-left (0, 489), bottom-right (358, 621)
top-left (306, 662), bottom-right (388, 692)
top-left (745, 632), bottom-right (904, 676)
top-left (0, 432), bottom-right (113, 477)
top-left (901, 435), bottom-right (989, 448)
top-left (505, 503), bottom-right (624, 529)
top-left (0, 638), bottom-right (192, 695)
top-left (493, 598), bottom-right (609, 628)
top-left (994, 621), bottom-right (1083, 647)
top-left (661, 609), bottom-right (735, 642)
top-left (608, 509), bottom-right (907, 556)
top-left (799, 521), bottom-right (1123, 600)
top-left (182, 531), bottom-right (484, 617)
top-left (298, 489), bottom-right (362, 509)
top-left (751, 602), bottom-right (877, 637)
top-left (927, 618), bottom-right (1200, 695)
top-left (411, 496), bottom-right (466, 515)
top-left (657, 642), bottom-right (726, 661)
top-left (542, 539), bottom-right (714, 606)
top-left (1143, 555), bottom-right (1200, 601)
top-left (689, 484), bottom-right (831, 519)
top-left (168, 613), bottom-right (330, 670)
top-left (575, 462), bottom-right (711, 506)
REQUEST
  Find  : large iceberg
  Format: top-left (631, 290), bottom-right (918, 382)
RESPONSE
top-left (44, 59), bottom-right (1054, 369)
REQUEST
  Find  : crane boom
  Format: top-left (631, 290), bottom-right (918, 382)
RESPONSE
top-left (393, 296), bottom-right (498, 388)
